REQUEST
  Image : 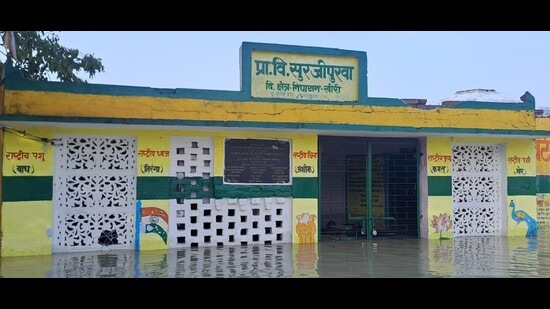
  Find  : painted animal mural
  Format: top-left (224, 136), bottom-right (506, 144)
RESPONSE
top-left (509, 200), bottom-right (538, 237)
top-left (296, 213), bottom-right (317, 243)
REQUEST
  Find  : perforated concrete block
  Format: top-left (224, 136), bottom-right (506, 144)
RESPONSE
top-left (238, 198), bottom-right (248, 206)
top-left (264, 197), bottom-right (273, 210)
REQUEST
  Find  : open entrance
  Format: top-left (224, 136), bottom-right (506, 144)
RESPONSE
top-left (319, 136), bottom-right (420, 240)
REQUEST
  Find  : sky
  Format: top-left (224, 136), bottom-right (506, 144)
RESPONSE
top-left (42, 31), bottom-right (550, 108)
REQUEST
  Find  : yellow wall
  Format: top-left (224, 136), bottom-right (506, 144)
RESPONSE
top-left (426, 137), bottom-right (537, 239)
top-left (427, 196), bottom-right (453, 240)
top-left (4, 90), bottom-right (536, 132)
top-left (1, 126), bottom-right (320, 255)
top-left (1, 201), bottom-right (52, 256)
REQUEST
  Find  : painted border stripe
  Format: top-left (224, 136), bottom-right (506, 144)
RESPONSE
top-left (427, 176), bottom-right (451, 196)
top-left (2, 175), bottom-right (539, 202)
top-left (2, 176), bottom-right (53, 201)
top-left (0, 115), bottom-right (544, 137)
top-left (212, 178), bottom-right (291, 198)
top-left (508, 176), bottom-right (536, 196)
top-left (537, 175), bottom-right (550, 193)
top-left (2, 176), bottom-right (294, 202)
top-left (3, 89), bottom-right (535, 132)
top-left (292, 177), bottom-right (318, 199)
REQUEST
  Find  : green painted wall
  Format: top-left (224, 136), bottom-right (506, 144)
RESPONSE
top-left (2, 176), bottom-right (320, 201)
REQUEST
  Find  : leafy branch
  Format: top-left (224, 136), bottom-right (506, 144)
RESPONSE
top-left (1, 31), bottom-right (104, 83)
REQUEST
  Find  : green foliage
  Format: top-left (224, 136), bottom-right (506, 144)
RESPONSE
top-left (1, 31), bottom-right (104, 82)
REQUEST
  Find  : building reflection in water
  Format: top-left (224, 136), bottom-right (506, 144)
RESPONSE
top-left (165, 244), bottom-right (293, 278)
top-left (2, 228), bottom-right (550, 278)
top-left (429, 233), bottom-right (544, 277)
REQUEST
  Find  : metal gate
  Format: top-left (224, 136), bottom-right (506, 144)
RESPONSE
top-left (319, 136), bottom-right (419, 240)
top-left (52, 135), bottom-right (137, 253)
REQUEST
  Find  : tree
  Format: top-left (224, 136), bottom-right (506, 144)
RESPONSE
top-left (1, 31), bottom-right (104, 83)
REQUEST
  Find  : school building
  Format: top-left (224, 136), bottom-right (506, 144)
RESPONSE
top-left (1, 42), bottom-right (550, 257)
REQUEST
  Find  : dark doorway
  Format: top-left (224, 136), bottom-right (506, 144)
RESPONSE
top-left (319, 136), bottom-right (419, 240)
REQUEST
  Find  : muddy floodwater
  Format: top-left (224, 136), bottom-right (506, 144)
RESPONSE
top-left (2, 228), bottom-right (550, 278)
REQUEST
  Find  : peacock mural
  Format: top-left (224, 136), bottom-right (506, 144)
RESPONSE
top-left (509, 200), bottom-right (538, 237)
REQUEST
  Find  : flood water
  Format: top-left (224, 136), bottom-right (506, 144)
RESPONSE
top-left (2, 228), bottom-right (550, 278)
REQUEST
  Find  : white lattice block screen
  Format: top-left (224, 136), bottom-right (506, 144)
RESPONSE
top-left (166, 243), bottom-right (293, 278)
top-left (53, 135), bottom-right (137, 252)
top-left (168, 137), bottom-right (291, 248)
top-left (451, 144), bottom-right (503, 236)
top-left (169, 197), bottom-right (292, 247)
top-left (170, 136), bottom-right (214, 180)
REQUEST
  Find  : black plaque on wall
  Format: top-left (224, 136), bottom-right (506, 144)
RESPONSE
top-left (224, 138), bottom-right (291, 184)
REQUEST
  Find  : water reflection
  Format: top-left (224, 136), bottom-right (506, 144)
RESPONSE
top-left (2, 228), bottom-right (550, 278)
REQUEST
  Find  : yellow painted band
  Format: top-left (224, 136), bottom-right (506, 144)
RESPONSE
top-left (5, 91), bottom-right (535, 131)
